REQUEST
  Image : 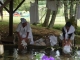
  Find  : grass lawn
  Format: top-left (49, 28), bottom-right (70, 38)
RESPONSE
top-left (0, 16), bottom-right (80, 33)
top-left (1, 16), bottom-right (30, 23)
top-left (1, 16), bottom-right (80, 26)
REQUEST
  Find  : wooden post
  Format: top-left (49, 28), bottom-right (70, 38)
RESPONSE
top-left (0, 0), bottom-right (25, 36)
top-left (0, 44), bottom-right (4, 55)
top-left (9, 0), bottom-right (13, 36)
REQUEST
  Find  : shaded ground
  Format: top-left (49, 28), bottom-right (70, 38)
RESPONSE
top-left (32, 25), bottom-right (61, 41)
top-left (0, 24), bottom-right (80, 46)
top-left (0, 24), bottom-right (61, 42)
top-left (0, 23), bottom-right (80, 60)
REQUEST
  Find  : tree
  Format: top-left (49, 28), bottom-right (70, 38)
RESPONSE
top-left (18, 0), bottom-right (36, 11)
top-left (48, 1), bottom-right (59, 28)
top-left (43, 0), bottom-right (60, 28)
top-left (63, 0), bottom-right (69, 22)
top-left (13, 0), bottom-right (22, 8)
top-left (4, 0), bottom-right (33, 11)
top-left (63, 0), bottom-right (78, 28)
top-left (3, 0), bottom-right (22, 9)
top-left (42, 0), bottom-right (78, 29)
top-left (42, 9), bottom-right (51, 27)
top-left (69, 0), bottom-right (77, 28)
top-left (48, 11), bottom-right (57, 28)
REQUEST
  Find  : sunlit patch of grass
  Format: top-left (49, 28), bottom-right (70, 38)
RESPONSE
top-left (53, 24), bottom-right (63, 30)
top-left (31, 23), bottom-right (44, 28)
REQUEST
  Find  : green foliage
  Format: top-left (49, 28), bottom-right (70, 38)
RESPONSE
top-left (31, 23), bottom-right (43, 28)
top-left (38, 1), bottom-right (46, 5)
top-left (18, 3), bottom-right (30, 11)
top-left (3, 0), bottom-right (33, 11)
top-left (18, 0), bottom-right (34, 11)
top-left (4, 0), bottom-right (22, 9)
top-left (13, 0), bottom-right (22, 8)
top-left (53, 24), bottom-right (63, 30)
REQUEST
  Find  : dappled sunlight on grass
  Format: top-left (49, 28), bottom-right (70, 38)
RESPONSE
top-left (0, 16), bottom-right (80, 34)
top-left (1, 16), bottom-right (80, 26)
top-left (1, 16), bottom-right (30, 24)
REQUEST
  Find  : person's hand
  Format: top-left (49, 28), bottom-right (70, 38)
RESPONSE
top-left (26, 37), bottom-right (28, 40)
top-left (23, 37), bottom-right (28, 40)
top-left (63, 38), bottom-right (66, 41)
top-left (62, 39), bottom-right (66, 46)
top-left (65, 40), bottom-right (70, 46)
top-left (23, 37), bottom-right (30, 44)
top-left (19, 36), bottom-right (22, 41)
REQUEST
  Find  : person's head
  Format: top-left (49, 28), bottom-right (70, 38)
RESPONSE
top-left (20, 18), bottom-right (27, 27)
top-left (65, 21), bottom-right (71, 30)
top-left (45, 48), bottom-right (51, 56)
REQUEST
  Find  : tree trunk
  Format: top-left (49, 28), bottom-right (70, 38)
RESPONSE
top-left (74, 3), bottom-right (77, 29)
top-left (48, 0), bottom-right (59, 28)
top-left (69, 16), bottom-right (77, 29)
top-left (42, 9), bottom-right (51, 27)
top-left (70, 0), bottom-right (74, 18)
top-left (64, 0), bottom-right (69, 22)
top-left (69, 2), bottom-right (77, 29)
top-left (48, 11), bottom-right (57, 28)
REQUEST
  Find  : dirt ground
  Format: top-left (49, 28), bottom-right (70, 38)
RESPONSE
top-left (0, 24), bottom-right (80, 47)
top-left (0, 24), bottom-right (61, 42)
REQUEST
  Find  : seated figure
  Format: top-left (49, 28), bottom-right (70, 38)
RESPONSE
top-left (16, 18), bottom-right (34, 53)
top-left (59, 21), bottom-right (75, 54)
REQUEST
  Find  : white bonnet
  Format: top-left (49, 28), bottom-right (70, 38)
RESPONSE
top-left (20, 18), bottom-right (27, 23)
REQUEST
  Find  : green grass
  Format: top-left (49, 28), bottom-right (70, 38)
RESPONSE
top-left (53, 24), bottom-right (63, 30)
top-left (1, 16), bottom-right (30, 23)
top-left (0, 16), bottom-right (80, 35)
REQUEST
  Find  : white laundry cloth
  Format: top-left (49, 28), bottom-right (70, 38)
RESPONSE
top-left (30, 2), bottom-right (39, 24)
top-left (76, 51), bottom-right (80, 56)
top-left (34, 38), bottom-right (46, 46)
top-left (56, 50), bottom-right (60, 57)
top-left (13, 49), bottom-right (18, 59)
top-left (21, 40), bottom-right (27, 49)
top-left (63, 45), bottom-right (72, 54)
top-left (76, 3), bottom-right (80, 19)
top-left (49, 35), bottom-right (57, 46)
top-left (46, 0), bottom-right (57, 11)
